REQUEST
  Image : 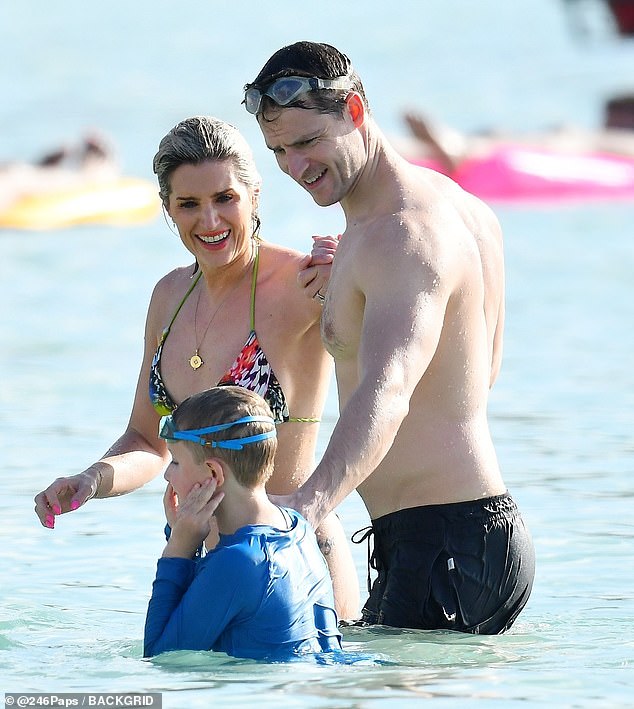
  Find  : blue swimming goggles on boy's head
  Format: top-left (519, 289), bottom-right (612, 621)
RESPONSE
top-left (159, 415), bottom-right (276, 451)
top-left (243, 75), bottom-right (353, 115)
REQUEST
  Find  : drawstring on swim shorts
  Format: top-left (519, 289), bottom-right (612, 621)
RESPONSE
top-left (351, 525), bottom-right (377, 593)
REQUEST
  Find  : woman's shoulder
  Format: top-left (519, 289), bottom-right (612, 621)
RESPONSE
top-left (145, 263), bottom-right (198, 330)
top-left (257, 241), bottom-right (307, 288)
top-left (258, 239), bottom-right (305, 266)
top-left (151, 263), bottom-right (198, 299)
top-left (256, 241), bottom-right (323, 326)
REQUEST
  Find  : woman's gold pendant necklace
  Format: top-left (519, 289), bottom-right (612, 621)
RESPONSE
top-left (189, 281), bottom-right (218, 370)
top-left (189, 351), bottom-right (204, 370)
top-left (189, 254), bottom-right (254, 371)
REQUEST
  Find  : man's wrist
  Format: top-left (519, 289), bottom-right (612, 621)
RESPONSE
top-left (292, 488), bottom-right (325, 529)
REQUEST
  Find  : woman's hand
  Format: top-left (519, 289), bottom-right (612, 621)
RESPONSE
top-left (34, 468), bottom-right (103, 529)
top-left (163, 478), bottom-right (225, 559)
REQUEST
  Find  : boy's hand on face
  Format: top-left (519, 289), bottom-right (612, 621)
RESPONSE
top-left (163, 483), bottom-right (179, 529)
top-left (163, 478), bottom-right (225, 559)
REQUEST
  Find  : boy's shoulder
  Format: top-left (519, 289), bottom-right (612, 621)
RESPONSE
top-left (200, 534), bottom-right (267, 584)
top-left (212, 510), bottom-right (310, 561)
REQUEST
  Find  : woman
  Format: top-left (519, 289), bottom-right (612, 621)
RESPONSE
top-left (34, 116), bottom-right (359, 619)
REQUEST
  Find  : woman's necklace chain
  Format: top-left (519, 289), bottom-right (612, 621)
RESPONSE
top-left (189, 254), bottom-right (254, 371)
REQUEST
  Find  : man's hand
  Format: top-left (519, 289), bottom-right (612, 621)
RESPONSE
top-left (298, 234), bottom-right (341, 301)
top-left (269, 489), bottom-right (321, 529)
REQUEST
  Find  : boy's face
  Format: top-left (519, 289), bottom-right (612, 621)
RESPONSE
top-left (164, 441), bottom-right (210, 500)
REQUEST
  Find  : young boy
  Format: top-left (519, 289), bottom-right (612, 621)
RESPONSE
top-left (143, 385), bottom-right (342, 660)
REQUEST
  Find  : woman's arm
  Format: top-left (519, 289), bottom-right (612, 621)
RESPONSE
top-left (34, 279), bottom-right (173, 528)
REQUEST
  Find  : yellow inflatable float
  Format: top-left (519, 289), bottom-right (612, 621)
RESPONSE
top-left (0, 177), bottom-right (160, 230)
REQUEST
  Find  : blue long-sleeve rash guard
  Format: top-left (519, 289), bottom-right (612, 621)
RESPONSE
top-left (143, 508), bottom-right (342, 660)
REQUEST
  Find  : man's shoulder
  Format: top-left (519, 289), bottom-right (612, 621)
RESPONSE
top-left (348, 207), bottom-right (443, 259)
top-left (345, 197), bottom-right (491, 296)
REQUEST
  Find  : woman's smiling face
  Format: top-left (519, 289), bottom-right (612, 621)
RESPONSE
top-left (167, 159), bottom-right (256, 267)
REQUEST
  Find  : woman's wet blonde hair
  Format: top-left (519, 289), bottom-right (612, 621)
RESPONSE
top-left (153, 116), bottom-right (262, 225)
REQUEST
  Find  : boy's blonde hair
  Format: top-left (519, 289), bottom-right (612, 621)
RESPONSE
top-left (172, 386), bottom-right (277, 488)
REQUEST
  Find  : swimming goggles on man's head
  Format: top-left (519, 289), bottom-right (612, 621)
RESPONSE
top-left (243, 75), bottom-right (353, 115)
top-left (159, 415), bottom-right (276, 450)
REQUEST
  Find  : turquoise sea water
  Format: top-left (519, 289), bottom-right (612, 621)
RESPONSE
top-left (2, 1), bottom-right (633, 706)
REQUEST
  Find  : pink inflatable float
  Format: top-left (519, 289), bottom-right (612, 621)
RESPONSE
top-left (411, 146), bottom-right (634, 204)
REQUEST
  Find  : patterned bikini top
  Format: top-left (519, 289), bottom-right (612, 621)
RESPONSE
top-left (149, 248), bottom-right (318, 425)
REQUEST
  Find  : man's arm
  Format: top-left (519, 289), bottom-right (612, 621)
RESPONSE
top-left (294, 232), bottom-right (454, 527)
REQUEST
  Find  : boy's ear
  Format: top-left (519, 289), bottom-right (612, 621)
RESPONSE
top-left (205, 458), bottom-right (225, 487)
top-left (345, 92), bottom-right (365, 128)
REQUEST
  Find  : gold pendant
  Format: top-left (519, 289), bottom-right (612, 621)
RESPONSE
top-left (189, 351), bottom-right (203, 370)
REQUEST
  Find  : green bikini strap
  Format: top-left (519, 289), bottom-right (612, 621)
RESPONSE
top-left (249, 245), bottom-right (260, 332)
top-left (162, 269), bottom-right (202, 339)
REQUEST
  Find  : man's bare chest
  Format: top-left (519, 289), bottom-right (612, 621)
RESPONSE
top-left (320, 253), bottom-right (363, 360)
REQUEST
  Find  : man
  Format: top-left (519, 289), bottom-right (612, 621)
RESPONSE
top-left (244, 41), bottom-right (534, 634)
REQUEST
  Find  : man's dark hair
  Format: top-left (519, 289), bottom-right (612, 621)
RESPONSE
top-left (247, 41), bottom-right (369, 120)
